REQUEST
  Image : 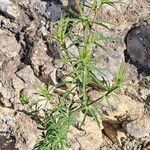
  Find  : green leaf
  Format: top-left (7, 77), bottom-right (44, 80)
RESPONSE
top-left (116, 62), bottom-right (126, 87)
top-left (20, 91), bottom-right (29, 105)
top-left (89, 105), bottom-right (101, 127)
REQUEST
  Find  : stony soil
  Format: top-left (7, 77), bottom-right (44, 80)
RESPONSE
top-left (0, 0), bottom-right (150, 150)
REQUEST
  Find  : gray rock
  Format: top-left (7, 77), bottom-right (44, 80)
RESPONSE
top-left (93, 42), bottom-right (124, 83)
top-left (0, 0), bottom-right (20, 19)
top-left (0, 106), bottom-right (15, 137)
top-left (38, 21), bottom-right (48, 37)
top-left (140, 88), bottom-right (150, 100)
top-left (0, 134), bottom-right (18, 150)
top-left (123, 115), bottom-right (150, 138)
top-left (126, 25), bottom-right (150, 69)
top-left (45, 1), bottom-right (63, 21)
top-left (92, 68), bottom-right (113, 85)
top-left (0, 74), bottom-right (24, 107)
top-left (18, 0), bottom-right (42, 18)
top-left (16, 66), bottom-right (42, 102)
top-left (19, 0), bottom-right (64, 21)
top-left (0, 115), bottom-right (14, 136)
top-left (65, 37), bottom-right (79, 57)
top-left (0, 15), bottom-right (11, 28)
top-left (0, 30), bottom-right (21, 58)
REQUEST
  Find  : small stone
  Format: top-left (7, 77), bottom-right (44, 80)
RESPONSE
top-left (65, 38), bottom-right (79, 57)
top-left (140, 88), bottom-right (150, 100)
top-left (60, 0), bottom-right (68, 6)
top-left (38, 25), bottom-right (48, 37)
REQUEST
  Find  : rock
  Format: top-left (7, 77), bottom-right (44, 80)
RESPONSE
top-left (123, 115), bottom-right (150, 138)
top-left (69, 116), bottom-right (103, 150)
top-left (93, 42), bottom-right (124, 83)
top-left (126, 25), bottom-right (150, 70)
top-left (18, 0), bottom-right (45, 19)
top-left (38, 21), bottom-right (48, 37)
top-left (65, 37), bottom-right (79, 57)
top-left (78, 117), bottom-right (103, 150)
top-left (0, 50), bottom-right (8, 68)
top-left (0, 30), bottom-right (21, 58)
top-left (60, 0), bottom-right (68, 6)
top-left (101, 91), bottom-right (149, 140)
top-left (45, 1), bottom-right (63, 21)
top-left (16, 66), bottom-right (41, 86)
top-left (0, 106), bottom-right (15, 135)
top-left (0, 134), bottom-right (17, 150)
top-left (92, 68), bottom-right (114, 85)
top-left (0, 56), bottom-right (21, 107)
top-left (12, 112), bottom-right (41, 150)
top-left (16, 66), bottom-right (53, 113)
top-left (0, 82), bottom-right (14, 107)
top-left (16, 65), bottom-right (43, 101)
top-left (140, 88), bottom-right (150, 100)
top-left (19, 0), bottom-right (63, 21)
top-left (0, 106), bottom-right (41, 150)
top-left (30, 40), bottom-right (55, 84)
top-left (0, 0), bottom-right (20, 19)
top-left (60, 0), bottom-right (81, 14)
top-left (12, 75), bottom-right (25, 99)
top-left (101, 95), bottom-right (144, 122)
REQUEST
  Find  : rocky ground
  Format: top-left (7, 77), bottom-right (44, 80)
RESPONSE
top-left (0, 0), bottom-right (150, 150)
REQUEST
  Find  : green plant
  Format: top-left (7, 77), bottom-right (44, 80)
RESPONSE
top-left (34, 99), bottom-right (75, 150)
top-left (21, 1), bottom-right (125, 150)
top-left (20, 91), bottom-right (30, 105)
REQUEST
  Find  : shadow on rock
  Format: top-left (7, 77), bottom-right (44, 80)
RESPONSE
top-left (0, 134), bottom-right (18, 150)
top-left (124, 24), bottom-right (150, 76)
